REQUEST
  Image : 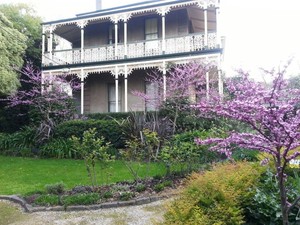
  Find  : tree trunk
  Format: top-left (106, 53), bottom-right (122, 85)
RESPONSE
top-left (278, 166), bottom-right (289, 225)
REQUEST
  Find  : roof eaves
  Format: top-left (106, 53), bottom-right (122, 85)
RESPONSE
top-left (42, 0), bottom-right (192, 25)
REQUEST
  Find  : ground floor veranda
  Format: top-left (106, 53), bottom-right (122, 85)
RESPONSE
top-left (42, 54), bottom-right (223, 114)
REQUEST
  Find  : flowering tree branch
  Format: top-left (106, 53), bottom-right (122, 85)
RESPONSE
top-left (195, 61), bottom-right (300, 225)
top-left (6, 63), bottom-right (81, 143)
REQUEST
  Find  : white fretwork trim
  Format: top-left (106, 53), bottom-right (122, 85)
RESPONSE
top-left (76, 20), bottom-right (89, 29)
top-left (196, 0), bottom-right (218, 9)
top-left (44, 24), bottom-right (58, 33)
top-left (119, 13), bottom-right (132, 22)
top-left (110, 15), bottom-right (122, 23)
top-left (156, 6), bottom-right (171, 16)
top-left (43, 53), bottom-right (221, 76)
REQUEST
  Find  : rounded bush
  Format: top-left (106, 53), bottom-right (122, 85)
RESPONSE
top-left (163, 162), bottom-right (264, 225)
top-left (53, 119), bottom-right (125, 148)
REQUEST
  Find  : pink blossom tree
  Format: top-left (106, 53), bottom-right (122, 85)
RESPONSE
top-left (6, 63), bottom-right (80, 143)
top-left (133, 61), bottom-right (218, 134)
top-left (195, 63), bottom-right (300, 225)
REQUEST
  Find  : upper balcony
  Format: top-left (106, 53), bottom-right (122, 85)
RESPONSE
top-left (41, 0), bottom-right (221, 68)
top-left (43, 32), bottom-right (217, 66)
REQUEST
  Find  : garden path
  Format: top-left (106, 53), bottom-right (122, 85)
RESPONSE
top-left (0, 198), bottom-right (169, 225)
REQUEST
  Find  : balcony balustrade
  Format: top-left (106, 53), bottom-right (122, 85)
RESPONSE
top-left (43, 32), bottom-right (217, 66)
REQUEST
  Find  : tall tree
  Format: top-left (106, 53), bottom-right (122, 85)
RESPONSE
top-left (195, 62), bottom-right (300, 225)
top-left (0, 3), bottom-right (42, 67)
top-left (6, 63), bottom-right (80, 143)
top-left (0, 12), bottom-right (27, 95)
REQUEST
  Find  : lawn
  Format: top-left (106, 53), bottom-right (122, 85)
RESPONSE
top-left (0, 156), bottom-right (166, 195)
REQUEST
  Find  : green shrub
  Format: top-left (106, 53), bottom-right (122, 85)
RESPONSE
top-left (136, 184), bottom-right (146, 192)
top-left (54, 119), bottom-right (125, 148)
top-left (158, 101), bottom-right (216, 132)
top-left (232, 148), bottom-right (259, 162)
top-left (102, 191), bottom-right (113, 199)
top-left (153, 174), bottom-right (163, 180)
top-left (34, 194), bottom-right (60, 206)
top-left (246, 169), bottom-right (300, 224)
top-left (154, 183), bottom-right (165, 193)
top-left (87, 112), bottom-right (131, 120)
top-left (0, 126), bottom-right (36, 157)
top-left (70, 128), bottom-right (114, 187)
top-left (163, 162), bottom-right (264, 225)
top-left (61, 193), bottom-right (100, 206)
top-left (0, 105), bottom-right (31, 133)
top-left (45, 182), bottom-right (65, 195)
top-left (162, 180), bottom-right (173, 187)
top-left (160, 129), bottom-right (224, 174)
top-left (119, 191), bottom-right (135, 201)
top-left (40, 138), bottom-right (76, 159)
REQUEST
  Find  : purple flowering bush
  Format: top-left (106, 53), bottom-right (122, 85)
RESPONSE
top-left (195, 62), bottom-right (300, 224)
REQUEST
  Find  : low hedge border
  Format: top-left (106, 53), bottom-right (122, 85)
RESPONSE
top-left (0, 194), bottom-right (168, 213)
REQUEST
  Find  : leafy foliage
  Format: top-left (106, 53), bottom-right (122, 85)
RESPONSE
top-left (246, 169), bottom-right (300, 225)
top-left (195, 62), bottom-right (300, 224)
top-left (54, 119), bottom-right (125, 149)
top-left (0, 3), bottom-right (42, 67)
top-left (34, 194), bottom-right (60, 206)
top-left (61, 193), bottom-right (100, 206)
top-left (0, 126), bottom-right (36, 157)
top-left (70, 128), bottom-right (114, 187)
top-left (6, 64), bottom-right (80, 144)
top-left (121, 128), bottom-right (161, 181)
top-left (163, 162), bottom-right (264, 225)
top-left (0, 12), bottom-right (26, 95)
top-left (160, 129), bottom-right (224, 175)
top-left (39, 138), bottom-right (75, 159)
top-left (133, 62), bottom-right (217, 134)
top-left (45, 182), bottom-right (65, 195)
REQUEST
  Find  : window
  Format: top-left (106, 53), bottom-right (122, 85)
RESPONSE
top-left (145, 18), bottom-right (158, 40)
top-left (108, 84), bottom-right (121, 112)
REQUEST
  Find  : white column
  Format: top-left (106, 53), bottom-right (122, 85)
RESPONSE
top-left (206, 71), bottom-right (209, 100)
top-left (115, 66), bottom-right (119, 112)
top-left (42, 27), bottom-right (45, 65)
top-left (80, 69), bottom-right (85, 114)
top-left (204, 7), bottom-right (208, 48)
top-left (81, 27), bottom-right (85, 63)
top-left (115, 22), bottom-right (118, 59)
top-left (163, 61), bottom-right (167, 100)
top-left (124, 65), bottom-right (128, 112)
top-left (162, 14), bottom-right (166, 54)
top-left (216, 6), bottom-right (221, 48)
top-left (124, 20), bottom-right (128, 58)
top-left (41, 72), bottom-right (45, 94)
top-left (48, 28), bottom-right (53, 61)
top-left (218, 55), bottom-right (223, 97)
top-left (218, 69), bottom-right (223, 96)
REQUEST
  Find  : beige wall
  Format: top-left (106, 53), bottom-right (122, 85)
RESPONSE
top-left (82, 9), bottom-right (189, 47)
top-left (84, 73), bottom-right (114, 113)
top-left (84, 71), bottom-right (148, 113)
top-left (127, 70), bottom-right (147, 111)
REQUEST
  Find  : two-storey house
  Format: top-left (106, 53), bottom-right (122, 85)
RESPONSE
top-left (41, 0), bottom-right (223, 114)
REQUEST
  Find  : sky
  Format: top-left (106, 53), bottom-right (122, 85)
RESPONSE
top-left (2, 0), bottom-right (300, 78)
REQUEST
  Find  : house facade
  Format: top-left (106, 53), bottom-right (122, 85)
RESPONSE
top-left (41, 0), bottom-right (223, 114)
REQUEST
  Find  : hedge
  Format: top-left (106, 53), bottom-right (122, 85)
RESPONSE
top-left (87, 112), bottom-right (132, 120)
top-left (53, 119), bottom-right (125, 148)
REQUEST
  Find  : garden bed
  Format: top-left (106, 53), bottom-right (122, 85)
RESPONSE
top-left (20, 176), bottom-right (184, 211)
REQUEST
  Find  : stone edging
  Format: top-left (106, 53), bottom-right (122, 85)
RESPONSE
top-left (0, 195), bottom-right (166, 213)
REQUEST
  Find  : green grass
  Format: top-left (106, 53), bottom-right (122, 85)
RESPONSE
top-left (0, 156), bottom-right (166, 195)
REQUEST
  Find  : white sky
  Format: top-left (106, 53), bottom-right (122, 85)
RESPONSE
top-left (2, 0), bottom-right (300, 78)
